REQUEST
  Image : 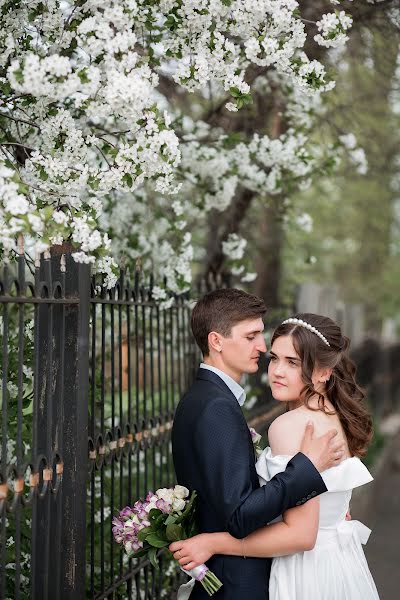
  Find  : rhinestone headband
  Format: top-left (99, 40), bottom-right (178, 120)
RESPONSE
top-left (282, 318), bottom-right (330, 347)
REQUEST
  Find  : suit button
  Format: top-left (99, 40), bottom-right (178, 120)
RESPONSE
top-left (306, 494), bottom-right (311, 500)
top-left (311, 491), bottom-right (317, 497)
top-left (296, 501), bottom-right (301, 506)
top-left (302, 497), bottom-right (307, 503)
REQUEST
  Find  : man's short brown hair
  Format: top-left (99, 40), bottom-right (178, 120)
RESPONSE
top-left (191, 288), bottom-right (266, 356)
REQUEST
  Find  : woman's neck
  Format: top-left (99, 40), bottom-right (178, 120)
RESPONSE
top-left (289, 394), bottom-right (335, 413)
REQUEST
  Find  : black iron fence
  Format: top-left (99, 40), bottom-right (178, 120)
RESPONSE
top-left (1, 247), bottom-right (399, 600)
top-left (0, 247), bottom-right (227, 600)
top-left (87, 265), bottom-right (197, 599)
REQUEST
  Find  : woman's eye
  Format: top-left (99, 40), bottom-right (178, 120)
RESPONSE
top-left (247, 336), bottom-right (255, 341)
top-left (289, 360), bottom-right (297, 366)
top-left (269, 355), bottom-right (276, 361)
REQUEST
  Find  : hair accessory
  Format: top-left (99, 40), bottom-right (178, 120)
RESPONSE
top-left (282, 318), bottom-right (331, 347)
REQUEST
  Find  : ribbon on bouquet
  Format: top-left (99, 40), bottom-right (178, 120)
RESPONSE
top-left (179, 561), bottom-right (223, 595)
top-left (181, 564), bottom-right (209, 582)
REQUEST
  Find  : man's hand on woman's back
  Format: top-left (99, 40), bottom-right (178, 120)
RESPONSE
top-left (300, 421), bottom-right (346, 472)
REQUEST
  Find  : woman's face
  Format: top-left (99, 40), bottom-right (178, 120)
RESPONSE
top-left (268, 334), bottom-right (326, 403)
top-left (268, 335), bottom-right (303, 403)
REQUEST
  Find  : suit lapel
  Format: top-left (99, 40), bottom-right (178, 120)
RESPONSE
top-left (195, 368), bottom-right (259, 483)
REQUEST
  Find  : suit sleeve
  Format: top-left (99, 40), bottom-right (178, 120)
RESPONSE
top-left (193, 397), bottom-right (327, 539)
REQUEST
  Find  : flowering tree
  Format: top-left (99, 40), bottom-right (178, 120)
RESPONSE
top-left (0, 0), bottom-right (387, 295)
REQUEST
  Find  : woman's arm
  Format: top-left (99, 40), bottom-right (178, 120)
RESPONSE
top-left (171, 414), bottom-right (322, 570)
top-left (170, 497), bottom-right (319, 570)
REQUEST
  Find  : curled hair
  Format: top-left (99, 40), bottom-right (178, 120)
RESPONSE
top-left (271, 313), bottom-right (373, 457)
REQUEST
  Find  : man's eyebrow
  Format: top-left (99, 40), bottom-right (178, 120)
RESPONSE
top-left (245, 329), bottom-right (264, 335)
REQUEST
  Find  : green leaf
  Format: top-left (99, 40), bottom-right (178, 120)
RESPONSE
top-left (148, 508), bottom-right (163, 521)
top-left (137, 526), bottom-right (153, 542)
top-left (242, 93), bottom-right (253, 106)
top-left (131, 547), bottom-right (148, 559)
top-left (123, 173), bottom-right (133, 188)
top-left (39, 166), bottom-right (48, 181)
top-left (165, 514), bottom-right (177, 526)
top-left (175, 490), bottom-right (197, 524)
top-left (78, 69), bottom-right (89, 84)
top-left (153, 513), bottom-right (167, 528)
top-left (146, 534), bottom-right (169, 548)
top-left (166, 523), bottom-right (183, 542)
top-left (148, 547), bottom-right (159, 570)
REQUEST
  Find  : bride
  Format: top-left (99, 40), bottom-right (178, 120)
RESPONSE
top-left (171, 313), bottom-right (379, 599)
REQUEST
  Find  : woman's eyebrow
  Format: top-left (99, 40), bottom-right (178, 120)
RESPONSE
top-left (269, 351), bottom-right (300, 362)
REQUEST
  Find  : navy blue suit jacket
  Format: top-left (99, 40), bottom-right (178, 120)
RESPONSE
top-left (172, 368), bottom-right (327, 600)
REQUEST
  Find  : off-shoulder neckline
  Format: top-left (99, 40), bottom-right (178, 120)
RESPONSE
top-left (263, 446), bottom-right (359, 468)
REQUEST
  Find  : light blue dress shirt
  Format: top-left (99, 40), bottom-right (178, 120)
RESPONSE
top-left (200, 363), bottom-right (246, 407)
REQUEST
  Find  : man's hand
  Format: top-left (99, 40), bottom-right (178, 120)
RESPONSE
top-left (300, 421), bottom-right (346, 473)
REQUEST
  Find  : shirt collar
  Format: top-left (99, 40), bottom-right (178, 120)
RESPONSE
top-left (200, 363), bottom-right (246, 407)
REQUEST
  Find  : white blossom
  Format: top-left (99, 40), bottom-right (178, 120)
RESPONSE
top-left (0, 0), bottom-right (359, 291)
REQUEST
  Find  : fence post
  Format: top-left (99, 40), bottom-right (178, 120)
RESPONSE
top-left (31, 248), bottom-right (90, 599)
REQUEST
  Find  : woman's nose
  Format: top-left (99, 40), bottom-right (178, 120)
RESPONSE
top-left (273, 362), bottom-right (284, 376)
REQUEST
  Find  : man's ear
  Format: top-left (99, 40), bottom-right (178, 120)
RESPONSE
top-left (208, 331), bottom-right (222, 353)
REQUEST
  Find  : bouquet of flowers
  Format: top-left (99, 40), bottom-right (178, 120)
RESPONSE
top-left (112, 485), bottom-right (223, 596)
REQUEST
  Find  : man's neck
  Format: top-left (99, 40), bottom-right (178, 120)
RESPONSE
top-left (202, 357), bottom-right (243, 384)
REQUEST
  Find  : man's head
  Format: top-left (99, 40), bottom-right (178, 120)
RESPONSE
top-left (191, 288), bottom-right (267, 382)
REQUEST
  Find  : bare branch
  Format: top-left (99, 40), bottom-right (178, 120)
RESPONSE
top-left (0, 112), bottom-right (40, 130)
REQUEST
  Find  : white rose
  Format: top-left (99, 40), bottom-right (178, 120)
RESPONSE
top-left (156, 488), bottom-right (174, 503)
top-left (145, 502), bottom-right (157, 513)
top-left (173, 485), bottom-right (189, 499)
top-left (172, 498), bottom-right (186, 512)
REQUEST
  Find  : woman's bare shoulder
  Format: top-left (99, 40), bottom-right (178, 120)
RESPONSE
top-left (267, 408), bottom-right (310, 455)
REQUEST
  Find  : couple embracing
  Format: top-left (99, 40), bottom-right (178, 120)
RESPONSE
top-left (171, 288), bottom-right (379, 600)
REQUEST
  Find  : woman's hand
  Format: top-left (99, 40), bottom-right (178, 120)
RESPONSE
top-left (169, 533), bottom-right (216, 571)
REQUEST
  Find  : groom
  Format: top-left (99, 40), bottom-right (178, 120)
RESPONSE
top-left (171, 288), bottom-right (344, 599)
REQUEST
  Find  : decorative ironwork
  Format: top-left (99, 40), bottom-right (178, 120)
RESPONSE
top-left (0, 246), bottom-right (228, 600)
top-left (86, 267), bottom-right (197, 598)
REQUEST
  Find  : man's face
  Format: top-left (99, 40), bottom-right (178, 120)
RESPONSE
top-left (217, 318), bottom-right (267, 381)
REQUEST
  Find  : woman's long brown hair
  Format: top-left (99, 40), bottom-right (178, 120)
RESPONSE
top-left (271, 313), bottom-right (373, 457)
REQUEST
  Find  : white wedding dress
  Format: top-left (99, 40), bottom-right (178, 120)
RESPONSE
top-left (177, 448), bottom-right (379, 600)
top-left (258, 447), bottom-right (379, 600)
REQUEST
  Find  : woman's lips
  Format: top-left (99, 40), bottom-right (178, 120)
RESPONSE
top-left (272, 381), bottom-right (286, 387)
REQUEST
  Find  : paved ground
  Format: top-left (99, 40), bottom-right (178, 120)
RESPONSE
top-left (364, 432), bottom-right (400, 600)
